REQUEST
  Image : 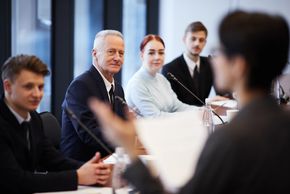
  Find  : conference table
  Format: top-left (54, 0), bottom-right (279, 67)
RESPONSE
top-left (35, 186), bottom-right (119, 194)
top-left (35, 100), bottom-right (290, 194)
top-left (35, 100), bottom-right (238, 194)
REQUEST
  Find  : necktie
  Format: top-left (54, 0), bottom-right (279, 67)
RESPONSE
top-left (21, 121), bottom-right (31, 151)
top-left (109, 84), bottom-right (115, 111)
top-left (193, 65), bottom-right (200, 96)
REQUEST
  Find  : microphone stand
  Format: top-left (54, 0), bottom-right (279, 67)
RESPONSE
top-left (167, 72), bottom-right (225, 124)
top-left (65, 107), bottom-right (113, 155)
top-left (115, 96), bottom-right (143, 117)
top-left (66, 108), bottom-right (130, 194)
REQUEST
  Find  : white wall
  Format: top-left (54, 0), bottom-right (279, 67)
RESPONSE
top-left (159, 0), bottom-right (290, 73)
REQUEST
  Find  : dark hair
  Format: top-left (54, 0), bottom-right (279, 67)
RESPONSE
top-left (140, 34), bottom-right (165, 52)
top-left (184, 21), bottom-right (208, 37)
top-left (1, 54), bottom-right (50, 82)
top-left (219, 10), bottom-right (289, 91)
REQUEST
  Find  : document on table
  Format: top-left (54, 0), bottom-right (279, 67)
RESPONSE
top-left (136, 110), bottom-right (208, 192)
top-left (210, 99), bottom-right (238, 108)
top-left (214, 115), bottom-right (228, 125)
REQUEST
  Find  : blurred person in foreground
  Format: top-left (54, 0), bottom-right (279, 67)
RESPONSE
top-left (90, 10), bottom-right (290, 194)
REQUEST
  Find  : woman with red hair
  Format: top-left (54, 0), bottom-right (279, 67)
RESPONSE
top-left (125, 34), bottom-right (197, 117)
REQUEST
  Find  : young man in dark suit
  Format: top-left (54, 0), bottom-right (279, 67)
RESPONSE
top-left (61, 30), bottom-right (126, 161)
top-left (0, 55), bottom-right (111, 193)
top-left (90, 10), bottom-right (290, 194)
top-left (162, 22), bottom-right (228, 106)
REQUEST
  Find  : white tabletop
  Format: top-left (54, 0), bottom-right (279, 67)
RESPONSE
top-left (35, 186), bottom-right (130, 194)
top-left (35, 186), bottom-right (113, 194)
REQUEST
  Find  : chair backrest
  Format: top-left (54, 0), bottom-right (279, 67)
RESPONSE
top-left (280, 73), bottom-right (290, 97)
top-left (40, 112), bottom-right (61, 149)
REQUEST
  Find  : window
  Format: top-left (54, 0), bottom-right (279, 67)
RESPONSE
top-left (74, 0), bottom-right (103, 77)
top-left (122, 0), bottom-right (146, 89)
top-left (12, 0), bottom-right (51, 112)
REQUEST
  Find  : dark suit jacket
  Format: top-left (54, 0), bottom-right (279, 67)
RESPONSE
top-left (162, 55), bottom-right (215, 106)
top-left (61, 65), bottom-right (125, 161)
top-left (124, 96), bottom-right (290, 194)
top-left (0, 97), bottom-right (82, 194)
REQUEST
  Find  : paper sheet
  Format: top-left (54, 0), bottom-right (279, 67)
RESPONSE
top-left (210, 99), bottom-right (238, 109)
top-left (103, 153), bottom-right (118, 164)
top-left (214, 115), bottom-right (228, 125)
top-left (136, 110), bottom-right (208, 192)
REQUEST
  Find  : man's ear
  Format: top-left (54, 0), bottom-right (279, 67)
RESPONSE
top-left (3, 79), bottom-right (12, 94)
top-left (92, 49), bottom-right (97, 59)
top-left (182, 35), bottom-right (186, 44)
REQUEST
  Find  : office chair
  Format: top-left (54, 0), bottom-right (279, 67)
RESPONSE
top-left (40, 112), bottom-right (61, 149)
top-left (279, 73), bottom-right (290, 104)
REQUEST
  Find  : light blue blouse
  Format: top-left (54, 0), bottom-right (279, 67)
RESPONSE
top-left (125, 66), bottom-right (197, 117)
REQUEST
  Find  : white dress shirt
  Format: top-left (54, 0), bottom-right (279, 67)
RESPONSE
top-left (93, 65), bottom-right (115, 101)
top-left (183, 53), bottom-right (200, 77)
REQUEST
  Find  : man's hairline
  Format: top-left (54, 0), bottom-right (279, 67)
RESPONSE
top-left (93, 34), bottom-right (124, 50)
top-left (2, 68), bottom-right (47, 83)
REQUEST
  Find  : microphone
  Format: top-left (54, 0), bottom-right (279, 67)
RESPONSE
top-left (114, 96), bottom-right (127, 106)
top-left (115, 95), bottom-right (143, 117)
top-left (65, 107), bottom-right (113, 155)
top-left (167, 72), bottom-right (204, 105)
top-left (167, 72), bottom-right (225, 124)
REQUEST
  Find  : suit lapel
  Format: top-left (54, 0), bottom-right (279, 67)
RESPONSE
top-left (198, 57), bottom-right (206, 98)
top-left (179, 55), bottom-right (202, 95)
top-left (198, 57), bottom-right (212, 100)
top-left (88, 66), bottom-right (125, 117)
top-left (0, 98), bottom-right (22, 131)
top-left (88, 66), bottom-right (110, 103)
top-left (28, 116), bottom-right (39, 170)
top-left (112, 84), bottom-right (124, 115)
top-left (0, 97), bottom-right (36, 170)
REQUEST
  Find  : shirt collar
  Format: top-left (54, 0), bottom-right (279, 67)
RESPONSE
top-left (93, 65), bottom-right (115, 93)
top-left (5, 101), bottom-right (31, 124)
top-left (183, 53), bottom-right (200, 76)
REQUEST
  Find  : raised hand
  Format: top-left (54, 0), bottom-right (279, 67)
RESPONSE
top-left (89, 98), bottom-right (138, 160)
